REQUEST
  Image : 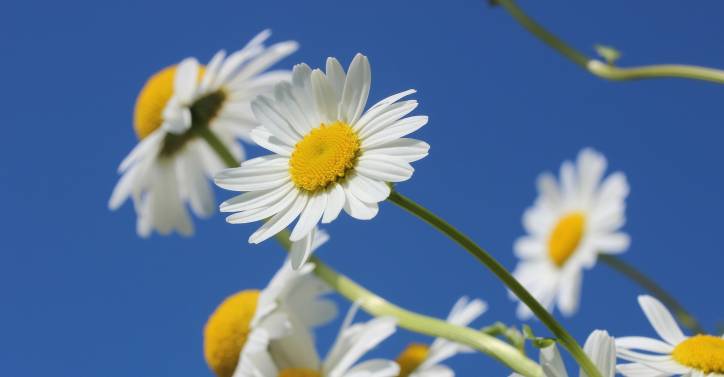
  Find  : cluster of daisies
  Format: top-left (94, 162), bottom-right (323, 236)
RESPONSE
top-left (109, 31), bottom-right (722, 377)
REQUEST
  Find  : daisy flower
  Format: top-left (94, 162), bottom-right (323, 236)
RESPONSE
top-left (513, 330), bottom-right (616, 377)
top-left (109, 30), bottom-right (298, 237)
top-left (616, 295), bottom-right (724, 377)
top-left (236, 303), bottom-right (399, 377)
top-left (204, 235), bottom-right (337, 377)
top-left (511, 148), bottom-right (630, 318)
top-left (396, 297), bottom-right (487, 377)
top-left (215, 53), bottom-right (429, 249)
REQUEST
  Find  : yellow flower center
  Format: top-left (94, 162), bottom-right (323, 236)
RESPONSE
top-left (132, 65), bottom-right (206, 140)
top-left (672, 335), bottom-right (724, 374)
top-left (289, 122), bottom-right (361, 192)
top-left (204, 290), bottom-right (260, 377)
top-left (395, 343), bottom-right (430, 377)
top-left (548, 212), bottom-right (586, 267)
top-left (277, 368), bottom-right (322, 377)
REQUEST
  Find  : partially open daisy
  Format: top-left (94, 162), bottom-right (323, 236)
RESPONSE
top-left (616, 295), bottom-right (724, 377)
top-left (204, 248), bottom-right (336, 377)
top-left (396, 297), bottom-right (486, 377)
top-left (215, 53), bottom-right (429, 247)
top-left (109, 30), bottom-right (297, 237)
top-left (236, 303), bottom-right (399, 377)
top-left (511, 148), bottom-right (630, 318)
top-left (513, 330), bottom-right (616, 377)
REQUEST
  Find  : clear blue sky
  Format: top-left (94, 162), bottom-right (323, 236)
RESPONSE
top-left (2, 0), bottom-right (723, 375)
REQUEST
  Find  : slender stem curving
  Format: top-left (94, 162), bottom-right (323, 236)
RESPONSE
top-left (388, 191), bottom-right (603, 377)
top-left (599, 254), bottom-right (705, 334)
top-left (494, 0), bottom-right (724, 84)
top-left (200, 133), bottom-right (544, 376)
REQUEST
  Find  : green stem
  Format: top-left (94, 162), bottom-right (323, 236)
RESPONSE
top-left (200, 134), bottom-right (544, 376)
top-left (274, 231), bottom-right (544, 377)
top-left (388, 191), bottom-right (603, 377)
top-left (494, 0), bottom-right (724, 84)
top-left (599, 255), bottom-right (705, 334)
top-left (196, 126), bottom-right (239, 168)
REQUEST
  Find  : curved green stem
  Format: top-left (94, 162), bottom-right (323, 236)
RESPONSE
top-left (494, 0), bottom-right (724, 85)
top-left (388, 191), bottom-right (603, 377)
top-left (200, 133), bottom-right (544, 376)
top-left (599, 254), bottom-right (705, 334)
top-left (274, 231), bottom-right (544, 377)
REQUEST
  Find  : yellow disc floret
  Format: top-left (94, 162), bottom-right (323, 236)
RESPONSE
top-left (289, 121), bottom-right (361, 192)
top-left (672, 335), bottom-right (724, 374)
top-left (204, 290), bottom-right (260, 377)
top-left (396, 343), bottom-right (430, 377)
top-left (278, 368), bottom-right (322, 377)
top-left (133, 65), bottom-right (205, 140)
top-left (548, 212), bottom-right (586, 267)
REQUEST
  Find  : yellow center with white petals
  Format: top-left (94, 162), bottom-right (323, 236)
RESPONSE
top-left (395, 343), bottom-right (430, 377)
top-left (548, 212), bottom-right (586, 267)
top-left (277, 368), bottom-right (322, 377)
top-left (204, 290), bottom-right (260, 377)
top-left (672, 335), bottom-right (724, 374)
top-left (289, 122), bottom-right (361, 192)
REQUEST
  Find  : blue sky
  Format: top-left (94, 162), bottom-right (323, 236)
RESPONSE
top-left (2, 0), bottom-right (723, 375)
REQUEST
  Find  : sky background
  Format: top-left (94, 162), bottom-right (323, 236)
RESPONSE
top-left (2, 0), bottom-right (723, 375)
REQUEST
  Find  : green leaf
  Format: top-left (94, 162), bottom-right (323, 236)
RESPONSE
top-left (594, 44), bottom-right (622, 65)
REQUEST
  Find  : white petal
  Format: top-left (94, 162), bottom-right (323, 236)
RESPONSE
top-left (514, 236), bottom-right (545, 259)
top-left (290, 227), bottom-right (316, 270)
top-left (362, 116), bottom-right (428, 149)
top-left (576, 148), bottom-right (607, 206)
top-left (232, 40), bottom-right (299, 83)
top-left (177, 148), bottom-right (215, 217)
top-left (226, 188), bottom-right (298, 224)
top-left (615, 337), bottom-right (673, 354)
top-left (354, 89), bottom-right (416, 133)
top-left (363, 138), bottom-right (429, 163)
top-left (322, 183), bottom-right (346, 223)
top-left (312, 69), bottom-right (338, 123)
top-left (250, 126), bottom-right (293, 156)
top-left (342, 185), bottom-right (379, 220)
top-left (356, 156), bottom-right (414, 183)
top-left (346, 173), bottom-right (391, 203)
top-left (251, 96), bottom-right (300, 146)
top-left (342, 360), bottom-right (400, 377)
top-left (557, 268), bottom-right (582, 317)
top-left (118, 130), bottom-right (163, 173)
top-left (616, 363), bottom-right (668, 377)
top-left (290, 193), bottom-right (327, 241)
top-left (357, 100), bottom-right (418, 140)
top-left (174, 57), bottom-right (200, 103)
top-left (637, 295), bottom-right (687, 345)
top-left (249, 194), bottom-right (308, 244)
top-left (200, 50), bottom-right (226, 93)
top-left (326, 57), bottom-right (346, 100)
top-left (339, 53), bottom-right (371, 124)
top-left (220, 182), bottom-right (294, 212)
top-left (324, 312), bottom-right (397, 377)
top-left (581, 330), bottom-right (616, 377)
top-left (594, 232), bottom-right (630, 254)
top-left (540, 344), bottom-right (569, 377)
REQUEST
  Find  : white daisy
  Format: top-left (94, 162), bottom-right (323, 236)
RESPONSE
top-left (215, 53), bottom-right (429, 251)
top-left (109, 30), bottom-right (298, 237)
top-left (513, 330), bottom-right (616, 377)
top-left (395, 297), bottom-right (487, 377)
top-left (236, 303), bottom-right (399, 377)
top-left (616, 295), bottom-right (724, 377)
top-left (204, 235), bottom-right (336, 377)
top-left (511, 148), bottom-right (630, 318)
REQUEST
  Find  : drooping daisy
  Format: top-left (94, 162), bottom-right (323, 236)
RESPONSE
top-left (511, 148), bottom-right (630, 318)
top-left (215, 53), bottom-right (429, 249)
top-left (236, 303), bottom-right (399, 377)
top-left (395, 297), bottom-right (486, 377)
top-left (512, 330), bottom-right (616, 377)
top-left (204, 236), bottom-right (336, 377)
top-left (616, 295), bottom-right (724, 377)
top-left (109, 30), bottom-right (298, 237)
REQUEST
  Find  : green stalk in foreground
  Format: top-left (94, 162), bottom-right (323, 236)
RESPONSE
top-left (599, 255), bottom-right (705, 334)
top-left (199, 130), bottom-right (543, 377)
top-left (494, 0), bottom-right (724, 85)
top-left (388, 191), bottom-right (603, 377)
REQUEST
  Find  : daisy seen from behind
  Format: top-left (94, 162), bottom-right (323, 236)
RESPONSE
top-left (204, 231), bottom-right (336, 377)
top-left (236, 302), bottom-right (399, 377)
top-left (616, 295), bottom-right (724, 377)
top-left (511, 148), bottom-right (630, 318)
top-left (215, 53), bottom-right (429, 253)
top-left (395, 296), bottom-right (487, 377)
top-left (109, 30), bottom-right (298, 237)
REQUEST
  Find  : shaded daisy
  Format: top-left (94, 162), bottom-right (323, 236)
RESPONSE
top-left (215, 53), bottom-right (429, 250)
top-left (616, 295), bottom-right (724, 377)
top-left (109, 30), bottom-right (297, 237)
top-left (513, 330), bottom-right (616, 377)
top-left (204, 234), bottom-right (336, 377)
top-left (395, 297), bottom-right (487, 377)
top-left (511, 148), bottom-right (630, 318)
top-left (236, 303), bottom-right (399, 377)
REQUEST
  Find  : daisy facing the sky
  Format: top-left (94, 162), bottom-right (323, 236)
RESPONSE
top-left (204, 231), bottom-right (336, 377)
top-left (109, 30), bottom-right (297, 237)
top-left (215, 53), bottom-right (429, 251)
top-left (395, 296), bottom-right (487, 377)
top-left (616, 295), bottom-right (724, 377)
top-left (511, 148), bottom-right (630, 318)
